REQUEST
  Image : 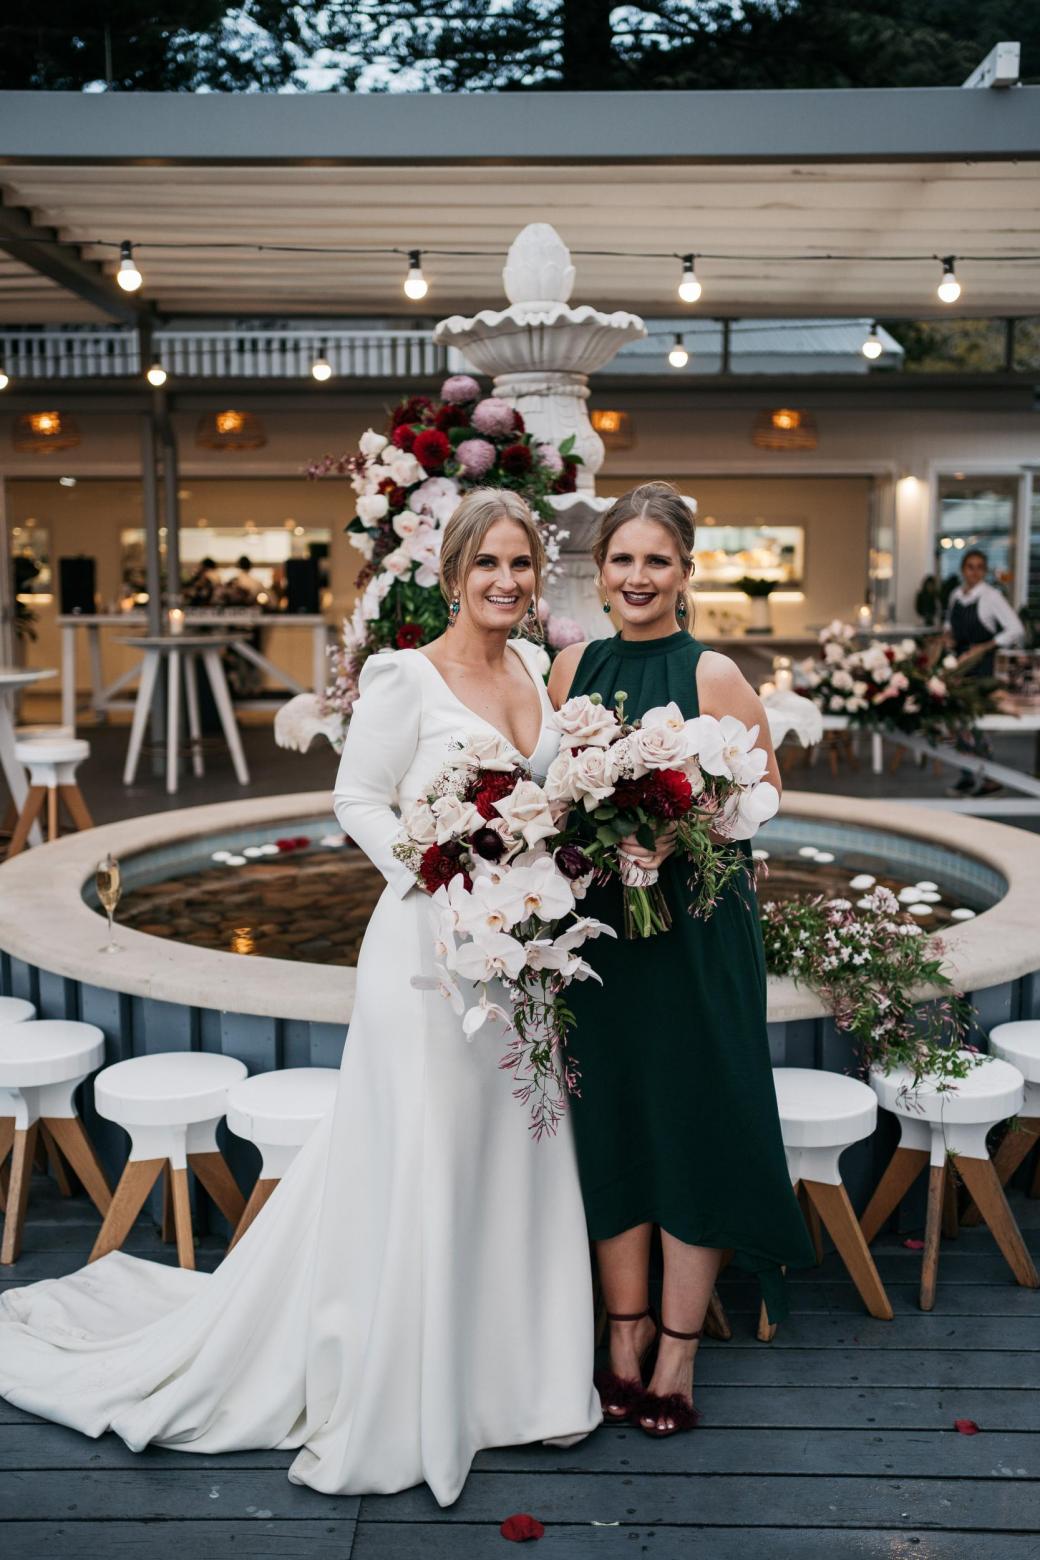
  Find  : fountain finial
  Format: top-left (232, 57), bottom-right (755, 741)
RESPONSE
top-left (502, 223), bottom-right (576, 308)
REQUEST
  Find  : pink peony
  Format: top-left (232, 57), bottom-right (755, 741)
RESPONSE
top-left (471, 397), bottom-right (518, 436)
top-left (547, 614), bottom-right (584, 650)
top-left (455, 437), bottom-right (497, 477)
top-left (536, 442), bottom-right (564, 474)
top-left (440, 374), bottom-right (481, 405)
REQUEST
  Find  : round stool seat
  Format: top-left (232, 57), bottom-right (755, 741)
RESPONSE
top-left (14, 736), bottom-right (90, 766)
top-left (95, 1051), bottom-right (247, 1128)
top-left (870, 1053), bottom-right (1024, 1125)
top-left (0, 1020), bottom-right (105, 1088)
top-left (0, 997), bottom-right (36, 1025)
top-left (227, 1068), bottom-right (339, 1148)
top-left (773, 1067), bottom-right (877, 1148)
top-left (989, 1022), bottom-right (1040, 1083)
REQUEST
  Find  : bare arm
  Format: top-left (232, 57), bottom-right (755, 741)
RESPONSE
top-left (547, 641), bottom-right (587, 710)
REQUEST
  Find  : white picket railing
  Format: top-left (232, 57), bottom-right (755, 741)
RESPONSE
top-left (0, 327), bottom-right (450, 380)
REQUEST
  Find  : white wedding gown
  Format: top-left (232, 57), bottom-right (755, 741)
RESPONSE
top-left (0, 640), bottom-right (600, 1507)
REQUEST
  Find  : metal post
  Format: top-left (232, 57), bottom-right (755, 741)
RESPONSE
top-left (0, 477), bottom-right (14, 666)
top-left (1004, 317), bottom-right (1017, 374)
top-left (140, 410), bottom-right (165, 775)
top-left (720, 319), bottom-right (732, 375)
top-left (158, 397), bottom-right (182, 606)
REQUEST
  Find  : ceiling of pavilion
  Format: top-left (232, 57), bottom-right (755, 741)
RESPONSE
top-left (1, 90), bottom-right (1038, 325)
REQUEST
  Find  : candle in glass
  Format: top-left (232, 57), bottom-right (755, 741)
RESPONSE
top-left (856, 604), bottom-right (872, 633)
top-left (168, 607), bottom-right (185, 636)
top-left (773, 656), bottom-right (794, 693)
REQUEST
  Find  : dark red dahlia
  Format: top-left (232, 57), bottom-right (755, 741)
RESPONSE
top-left (413, 429), bottom-right (452, 473)
top-left (470, 769), bottom-right (520, 819)
top-left (377, 478), bottom-right (408, 511)
top-left (643, 768), bottom-right (694, 819)
top-left (435, 403), bottom-right (470, 433)
top-left (511, 410), bottom-right (525, 433)
top-left (612, 775), bottom-right (650, 812)
top-left (500, 442), bottom-right (533, 476)
top-left (392, 394), bottom-right (433, 429)
top-left (391, 424), bottom-right (417, 452)
top-left (395, 622), bottom-right (424, 650)
top-left (419, 844), bottom-right (467, 894)
top-left (552, 460), bottom-right (578, 495)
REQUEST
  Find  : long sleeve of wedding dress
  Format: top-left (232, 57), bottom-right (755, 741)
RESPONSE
top-left (0, 646), bottom-right (601, 1508)
top-left (333, 653), bottom-right (420, 899)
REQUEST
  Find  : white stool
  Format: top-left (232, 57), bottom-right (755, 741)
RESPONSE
top-left (90, 1052), bottom-right (248, 1270)
top-left (225, 1067), bottom-right (339, 1248)
top-left (760, 1069), bottom-right (892, 1339)
top-left (961, 1022), bottom-right (1040, 1217)
top-left (0, 1020), bottom-right (112, 1264)
top-left (862, 1053), bottom-right (1038, 1310)
top-left (6, 736), bottom-right (93, 858)
top-left (0, 997), bottom-right (36, 1026)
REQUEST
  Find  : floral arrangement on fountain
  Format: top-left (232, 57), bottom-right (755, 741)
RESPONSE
top-left (294, 375), bottom-right (584, 752)
top-left (796, 621), bottom-right (995, 741)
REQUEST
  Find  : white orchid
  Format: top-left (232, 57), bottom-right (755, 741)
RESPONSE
top-left (453, 931), bottom-right (527, 984)
top-left (356, 492), bottom-right (389, 524)
top-left (360, 572), bottom-right (393, 621)
top-left (411, 475), bottom-right (460, 522)
top-left (392, 509), bottom-right (424, 539)
top-left (411, 964), bottom-right (465, 1015)
top-left (695, 715), bottom-right (767, 785)
top-left (553, 916), bottom-right (617, 952)
top-left (348, 529), bottom-right (375, 560)
top-left (461, 996), bottom-right (513, 1040)
top-left (455, 873), bottom-right (527, 937)
top-left (716, 779), bottom-right (780, 841)
top-left (508, 855), bottom-right (576, 923)
top-left (359, 429), bottom-right (389, 459)
top-left (384, 451), bottom-right (423, 487)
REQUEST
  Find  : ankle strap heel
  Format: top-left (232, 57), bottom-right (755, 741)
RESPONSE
top-left (660, 1323), bottom-right (703, 1341)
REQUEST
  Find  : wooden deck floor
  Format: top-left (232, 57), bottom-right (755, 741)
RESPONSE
top-left (1, 1174), bottom-right (1038, 1559)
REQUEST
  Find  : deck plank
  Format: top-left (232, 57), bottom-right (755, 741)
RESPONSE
top-left (0, 1522), bottom-right (355, 1559)
top-left (0, 1470), bottom-right (359, 1522)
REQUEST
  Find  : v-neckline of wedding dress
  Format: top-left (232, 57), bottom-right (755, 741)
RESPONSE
top-left (410, 641), bottom-right (547, 763)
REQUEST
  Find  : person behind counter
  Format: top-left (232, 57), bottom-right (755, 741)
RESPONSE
top-left (944, 548), bottom-right (1025, 797)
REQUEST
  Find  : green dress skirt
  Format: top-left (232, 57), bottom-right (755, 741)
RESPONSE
top-left (566, 630), bottom-right (815, 1322)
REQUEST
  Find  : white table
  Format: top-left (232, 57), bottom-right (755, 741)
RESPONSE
top-left (59, 612), bottom-right (329, 730)
top-left (120, 636), bottom-right (250, 796)
top-left (0, 668), bottom-right (57, 836)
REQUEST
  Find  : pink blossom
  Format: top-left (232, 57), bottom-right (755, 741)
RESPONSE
top-left (471, 397), bottom-right (518, 436)
top-left (547, 614), bottom-right (584, 650)
top-left (440, 374), bottom-right (481, 405)
top-left (455, 437), bottom-right (497, 477)
top-left (536, 442), bottom-right (564, 474)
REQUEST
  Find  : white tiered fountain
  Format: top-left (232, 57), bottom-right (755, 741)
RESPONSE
top-left (434, 223), bottom-right (649, 634)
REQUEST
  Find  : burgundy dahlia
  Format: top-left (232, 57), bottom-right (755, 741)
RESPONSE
top-left (392, 394), bottom-right (433, 428)
top-left (643, 769), bottom-right (694, 819)
top-left (419, 844), bottom-right (466, 894)
top-left (552, 460), bottom-right (578, 495)
top-left (471, 770), bottom-right (519, 819)
top-left (413, 429), bottom-right (452, 473)
top-left (500, 442), bottom-right (533, 477)
top-left (435, 403), bottom-right (470, 433)
top-left (391, 424), bottom-right (417, 452)
top-left (395, 622), bottom-right (424, 650)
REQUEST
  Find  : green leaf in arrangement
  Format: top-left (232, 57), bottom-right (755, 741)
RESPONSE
top-left (558, 434), bottom-right (576, 457)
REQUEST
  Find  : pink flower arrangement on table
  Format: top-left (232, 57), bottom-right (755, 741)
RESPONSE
top-left (308, 376), bottom-right (583, 749)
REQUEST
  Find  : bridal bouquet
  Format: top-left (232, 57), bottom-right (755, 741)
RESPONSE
top-left (392, 730), bottom-right (616, 1138)
top-left (546, 694), bottom-right (780, 937)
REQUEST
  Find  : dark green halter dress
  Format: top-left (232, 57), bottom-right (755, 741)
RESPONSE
top-left (566, 631), bottom-right (815, 1322)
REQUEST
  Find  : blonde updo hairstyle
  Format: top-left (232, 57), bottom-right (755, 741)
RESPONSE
top-left (439, 487), bottom-right (545, 635)
top-left (593, 480), bottom-right (696, 630)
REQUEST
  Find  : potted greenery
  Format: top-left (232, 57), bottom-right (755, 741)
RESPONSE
top-left (738, 575), bottom-right (778, 634)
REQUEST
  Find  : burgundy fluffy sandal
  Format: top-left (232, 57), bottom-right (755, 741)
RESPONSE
top-left (636, 1322), bottom-right (702, 1438)
top-left (594, 1308), bottom-right (659, 1423)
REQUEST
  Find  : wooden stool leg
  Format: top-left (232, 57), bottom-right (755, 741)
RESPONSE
top-left (860, 1146), bottom-right (929, 1244)
top-left (227, 1177), bottom-right (279, 1250)
top-left (1, 1123), bottom-right (39, 1264)
top-left (803, 1180), bottom-right (893, 1321)
top-left (797, 1180), bottom-right (824, 1264)
top-left (955, 1155), bottom-right (1040, 1289)
top-left (161, 1162), bottom-right (174, 1242)
top-left (0, 1118), bottom-right (13, 1211)
top-left (42, 1116), bottom-right (112, 1215)
top-left (39, 1123), bottom-right (72, 1197)
top-left (57, 783), bottom-right (94, 832)
top-left (168, 1165), bottom-right (196, 1270)
top-left (942, 1162), bottom-right (960, 1239)
top-left (920, 1163), bottom-right (946, 1312)
top-left (963, 1118), bottom-right (1040, 1225)
top-left (1032, 1144), bottom-right (1040, 1200)
top-left (45, 785), bottom-right (59, 841)
top-left (89, 1158), bottom-right (164, 1262)
top-left (703, 1288), bottom-right (731, 1342)
top-left (188, 1150), bottom-right (245, 1228)
top-left (6, 786), bottom-right (46, 859)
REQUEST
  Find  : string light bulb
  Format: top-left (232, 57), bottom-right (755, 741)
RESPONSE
top-left (116, 240), bottom-right (143, 293)
top-left (677, 254), bottom-right (702, 304)
top-left (311, 342), bottom-right (333, 382)
top-left (145, 359), bottom-right (167, 387)
top-left (668, 333), bottom-right (689, 369)
top-left (0, 364), bottom-right (9, 391)
top-left (403, 249), bottom-right (428, 300)
top-left (861, 322), bottom-right (883, 360)
top-left (937, 256), bottom-right (961, 304)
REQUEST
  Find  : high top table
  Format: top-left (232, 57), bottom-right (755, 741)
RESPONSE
top-left (0, 668), bottom-right (57, 845)
top-left (120, 636), bottom-right (250, 796)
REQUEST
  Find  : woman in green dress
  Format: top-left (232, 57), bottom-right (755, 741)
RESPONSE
top-left (548, 482), bottom-right (815, 1438)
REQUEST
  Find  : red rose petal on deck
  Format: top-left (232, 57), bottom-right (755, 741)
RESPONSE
top-left (903, 1238), bottom-right (925, 1249)
top-left (500, 1513), bottom-right (545, 1542)
top-left (954, 1418), bottom-right (980, 1435)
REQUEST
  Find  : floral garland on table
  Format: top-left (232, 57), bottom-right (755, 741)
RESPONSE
top-left (760, 887), bottom-right (979, 1089)
top-left (309, 375), bottom-right (584, 747)
top-left (796, 621), bottom-right (995, 742)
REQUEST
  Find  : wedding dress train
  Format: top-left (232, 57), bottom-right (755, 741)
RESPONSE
top-left (0, 640), bottom-right (601, 1506)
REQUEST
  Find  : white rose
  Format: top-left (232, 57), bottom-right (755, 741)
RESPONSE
top-left (356, 493), bottom-right (389, 524)
top-left (493, 779), bottom-right (558, 848)
top-left (381, 548), bottom-right (413, 579)
top-left (632, 721), bottom-right (688, 772)
top-left (544, 749), bottom-right (583, 803)
top-left (402, 798), bottom-right (438, 847)
top-left (552, 695), bottom-right (621, 749)
top-left (384, 451), bottom-right (423, 487)
top-left (348, 530), bottom-right (375, 560)
top-left (359, 429), bottom-right (389, 459)
top-left (430, 793), bottom-right (483, 844)
top-left (571, 746), bottom-right (616, 809)
top-left (457, 730), bottom-right (520, 771)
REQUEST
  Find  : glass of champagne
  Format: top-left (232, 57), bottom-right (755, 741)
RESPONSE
top-left (96, 854), bottom-right (122, 954)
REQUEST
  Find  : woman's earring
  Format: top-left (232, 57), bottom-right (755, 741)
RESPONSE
top-left (675, 593), bottom-right (688, 624)
top-left (447, 595), bottom-right (461, 627)
top-left (526, 600), bottom-right (538, 621)
top-left (601, 597), bottom-right (612, 615)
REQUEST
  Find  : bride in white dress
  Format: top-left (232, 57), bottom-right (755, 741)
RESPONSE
top-left (0, 489), bottom-right (601, 1507)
